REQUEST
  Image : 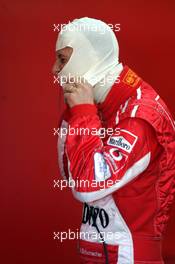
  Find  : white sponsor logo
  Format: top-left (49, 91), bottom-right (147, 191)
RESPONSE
top-left (109, 148), bottom-right (123, 161)
top-left (80, 248), bottom-right (102, 257)
top-left (107, 130), bottom-right (138, 153)
top-left (94, 153), bottom-right (111, 181)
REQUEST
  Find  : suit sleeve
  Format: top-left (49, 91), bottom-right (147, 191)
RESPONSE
top-left (65, 104), bottom-right (158, 202)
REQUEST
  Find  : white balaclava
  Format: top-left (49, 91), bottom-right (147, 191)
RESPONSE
top-left (56, 17), bottom-right (123, 103)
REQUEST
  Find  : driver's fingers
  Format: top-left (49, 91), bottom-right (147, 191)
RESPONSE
top-left (63, 84), bottom-right (77, 93)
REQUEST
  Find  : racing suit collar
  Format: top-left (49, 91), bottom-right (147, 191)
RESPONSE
top-left (97, 65), bottom-right (142, 120)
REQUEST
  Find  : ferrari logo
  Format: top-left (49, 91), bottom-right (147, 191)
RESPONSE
top-left (123, 69), bottom-right (140, 87)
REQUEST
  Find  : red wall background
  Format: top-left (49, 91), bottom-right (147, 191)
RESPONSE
top-left (1, 0), bottom-right (175, 263)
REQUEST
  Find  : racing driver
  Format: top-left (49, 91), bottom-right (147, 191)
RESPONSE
top-left (52, 17), bottom-right (175, 264)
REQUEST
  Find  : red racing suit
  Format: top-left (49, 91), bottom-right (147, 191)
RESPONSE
top-left (57, 66), bottom-right (175, 264)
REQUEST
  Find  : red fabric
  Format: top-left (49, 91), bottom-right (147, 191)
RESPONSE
top-left (133, 236), bottom-right (163, 263)
top-left (97, 66), bottom-right (142, 120)
top-left (79, 240), bottom-right (118, 263)
top-left (79, 237), bottom-right (164, 264)
top-left (58, 66), bottom-right (175, 262)
top-left (70, 104), bottom-right (97, 118)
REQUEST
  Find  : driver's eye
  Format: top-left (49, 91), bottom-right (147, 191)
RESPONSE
top-left (61, 58), bottom-right (66, 64)
top-left (57, 54), bottom-right (66, 64)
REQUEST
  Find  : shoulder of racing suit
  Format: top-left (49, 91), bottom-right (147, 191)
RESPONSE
top-left (57, 68), bottom-right (175, 206)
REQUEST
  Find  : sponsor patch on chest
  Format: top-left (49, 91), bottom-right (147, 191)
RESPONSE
top-left (94, 152), bottom-right (111, 181)
top-left (107, 129), bottom-right (138, 153)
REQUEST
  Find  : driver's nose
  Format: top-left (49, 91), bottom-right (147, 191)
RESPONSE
top-left (52, 60), bottom-right (62, 75)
